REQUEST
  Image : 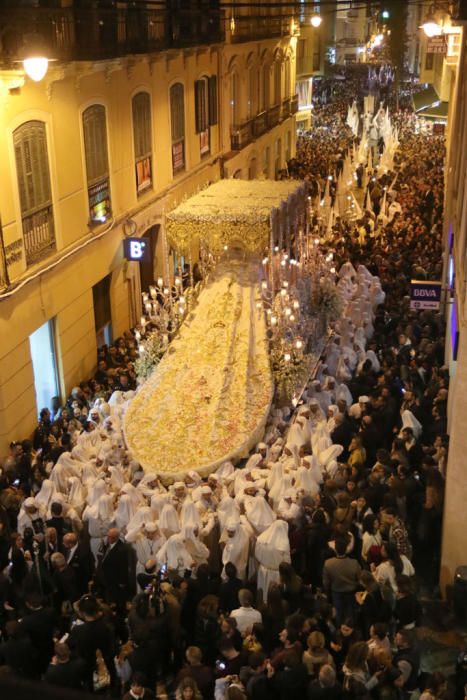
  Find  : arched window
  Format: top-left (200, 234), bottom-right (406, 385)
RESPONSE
top-left (284, 59), bottom-right (291, 99)
top-left (13, 120), bottom-right (56, 265)
top-left (274, 60), bottom-right (282, 105)
top-left (170, 83), bottom-right (185, 174)
top-left (82, 104), bottom-right (111, 224)
top-left (230, 71), bottom-right (239, 126)
top-left (261, 63), bottom-right (270, 111)
top-left (247, 65), bottom-right (257, 119)
top-left (132, 92), bottom-right (153, 195)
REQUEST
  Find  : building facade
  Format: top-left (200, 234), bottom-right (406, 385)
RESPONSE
top-left (0, 1), bottom-right (298, 452)
top-left (439, 20), bottom-right (467, 593)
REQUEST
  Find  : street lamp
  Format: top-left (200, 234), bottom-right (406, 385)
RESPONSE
top-left (310, 14), bottom-right (322, 27)
top-left (421, 17), bottom-right (443, 36)
top-left (23, 57), bottom-right (49, 82)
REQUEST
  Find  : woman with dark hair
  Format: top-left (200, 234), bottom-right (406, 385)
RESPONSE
top-left (361, 514), bottom-right (382, 565)
top-left (355, 571), bottom-right (392, 636)
top-left (342, 641), bottom-right (380, 699)
top-left (128, 593), bottom-right (156, 643)
top-left (194, 595), bottom-right (221, 666)
top-left (259, 582), bottom-right (288, 654)
top-left (394, 575), bottom-right (422, 630)
top-left (372, 543), bottom-right (414, 603)
top-left (219, 616), bottom-right (243, 652)
top-left (305, 507), bottom-right (331, 588)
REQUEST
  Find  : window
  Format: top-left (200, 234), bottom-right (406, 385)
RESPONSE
top-left (195, 77), bottom-right (210, 156)
top-left (29, 320), bottom-right (60, 412)
top-left (263, 146), bottom-right (270, 177)
top-left (170, 83), bottom-right (185, 174)
top-left (82, 105), bottom-right (112, 224)
top-left (13, 120), bottom-right (56, 265)
top-left (132, 92), bottom-right (153, 195)
top-left (425, 51), bottom-right (434, 70)
top-left (261, 63), bottom-right (270, 111)
top-left (285, 130), bottom-right (292, 162)
top-left (274, 61), bottom-right (282, 105)
top-left (230, 71), bottom-right (239, 126)
top-left (247, 66), bottom-right (257, 118)
top-left (284, 60), bottom-right (291, 99)
top-left (274, 138), bottom-right (282, 177)
top-left (93, 274), bottom-right (112, 348)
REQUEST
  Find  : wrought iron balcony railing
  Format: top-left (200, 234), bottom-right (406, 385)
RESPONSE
top-left (230, 120), bottom-right (254, 150)
top-left (0, 5), bottom-right (224, 64)
top-left (22, 205), bottom-right (56, 267)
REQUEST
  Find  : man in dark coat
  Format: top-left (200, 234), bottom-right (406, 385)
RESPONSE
top-left (18, 591), bottom-right (58, 675)
top-left (63, 532), bottom-right (95, 597)
top-left (96, 528), bottom-right (135, 613)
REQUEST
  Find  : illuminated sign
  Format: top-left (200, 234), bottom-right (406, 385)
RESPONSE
top-left (410, 280), bottom-right (442, 310)
top-left (123, 237), bottom-right (150, 262)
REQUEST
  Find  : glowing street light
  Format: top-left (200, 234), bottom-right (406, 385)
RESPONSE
top-left (310, 14), bottom-right (322, 27)
top-left (23, 56), bottom-right (49, 82)
top-left (421, 19), bottom-right (442, 36)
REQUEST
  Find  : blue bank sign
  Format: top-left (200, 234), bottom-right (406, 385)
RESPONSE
top-left (410, 280), bottom-right (442, 310)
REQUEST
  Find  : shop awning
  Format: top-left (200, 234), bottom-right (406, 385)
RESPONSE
top-left (413, 85), bottom-right (441, 112)
top-left (418, 101), bottom-right (449, 120)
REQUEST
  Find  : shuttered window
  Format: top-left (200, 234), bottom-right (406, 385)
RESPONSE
top-left (208, 75), bottom-right (218, 126)
top-left (82, 105), bottom-right (112, 223)
top-left (170, 83), bottom-right (185, 174)
top-left (83, 105), bottom-right (110, 186)
top-left (14, 120), bottom-right (56, 265)
top-left (170, 83), bottom-right (185, 144)
top-left (132, 92), bottom-right (152, 160)
top-left (14, 121), bottom-right (52, 216)
top-left (132, 92), bottom-right (153, 194)
top-left (195, 79), bottom-right (208, 134)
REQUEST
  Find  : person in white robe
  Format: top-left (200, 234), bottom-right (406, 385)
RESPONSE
top-left (17, 497), bottom-right (45, 537)
top-left (277, 489), bottom-right (301, 523)
top-left (221, 518), bottom-right (250, 581)
top-left (126, 506), bottom-right (152, 537)
top-left (120, 483), bottom-right (146, 510)
top-left (218, 495), bottom-right (240, 531)
top-left (35, 479), bottom-right (57, 513)
top-left (399, 410), bottom-right (423, 441)
top-left (108, 466), bottom-right (127, 492)
top-left (83, 493), bottom-right (115, 560)
top-left (150, 493), bottom-right (169, 521)
top-left (114, 494), bottom-right (137, 533)
top-left (67, 476), bottom-right (86, 515)
top-left (295, 457), bottom-right (320, 498)
top-left (157, 533), bottom-right (194, 576)
top-left (86, 478), bottom-right (108, 506)
top-left (349, 395), bottom-right (370, 420)
top-left (255, 520), bottom-right (291, 603)
top-left (245, 495), bottom-right (276, 534)
top-left (182, 525), bottom-right (210, 570)
top-left (159, 503), bottom-right (181, 538)
top-left (180, 500), bottom-right (202, 530)
top-left (126, 521), bottom-right (166, 579)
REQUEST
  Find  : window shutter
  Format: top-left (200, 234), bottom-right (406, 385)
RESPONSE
top-left (83, 105), bottom-right (109, 185)
top-left (195, 79), bottom-right (207, 134)
top-left (132, 92), bottom-right (152, 159)
top-left (13, 121), bottom-right (52, 216)
top-left (170, 83), bottom-right (185, 143)
top-left (208, 75), bottom-right (218, 126)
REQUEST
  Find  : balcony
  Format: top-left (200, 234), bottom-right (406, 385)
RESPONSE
top-left (230, 15), bottom-right (292, 43)
top-left (253, 111), bottom-right (268, 138)
top-left (281, 98), bottom-right (291, 120)
top-left (0, 5), bottom-right (224, 64)
top-left (267, 104), bottom-right (281, 128)
top-left (23, 206), bottom-right (56, 266)
top-left (230, 120), bottom-right (253, 150)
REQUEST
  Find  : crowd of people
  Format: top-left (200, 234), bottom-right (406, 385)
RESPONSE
top-left (0, 78), bottom-right (459, 700)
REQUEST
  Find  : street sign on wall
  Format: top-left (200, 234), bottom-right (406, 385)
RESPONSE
top-left (426, 36), bottom-right (447, 54)
top-left (410, 280), bottom-right (442, 310)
